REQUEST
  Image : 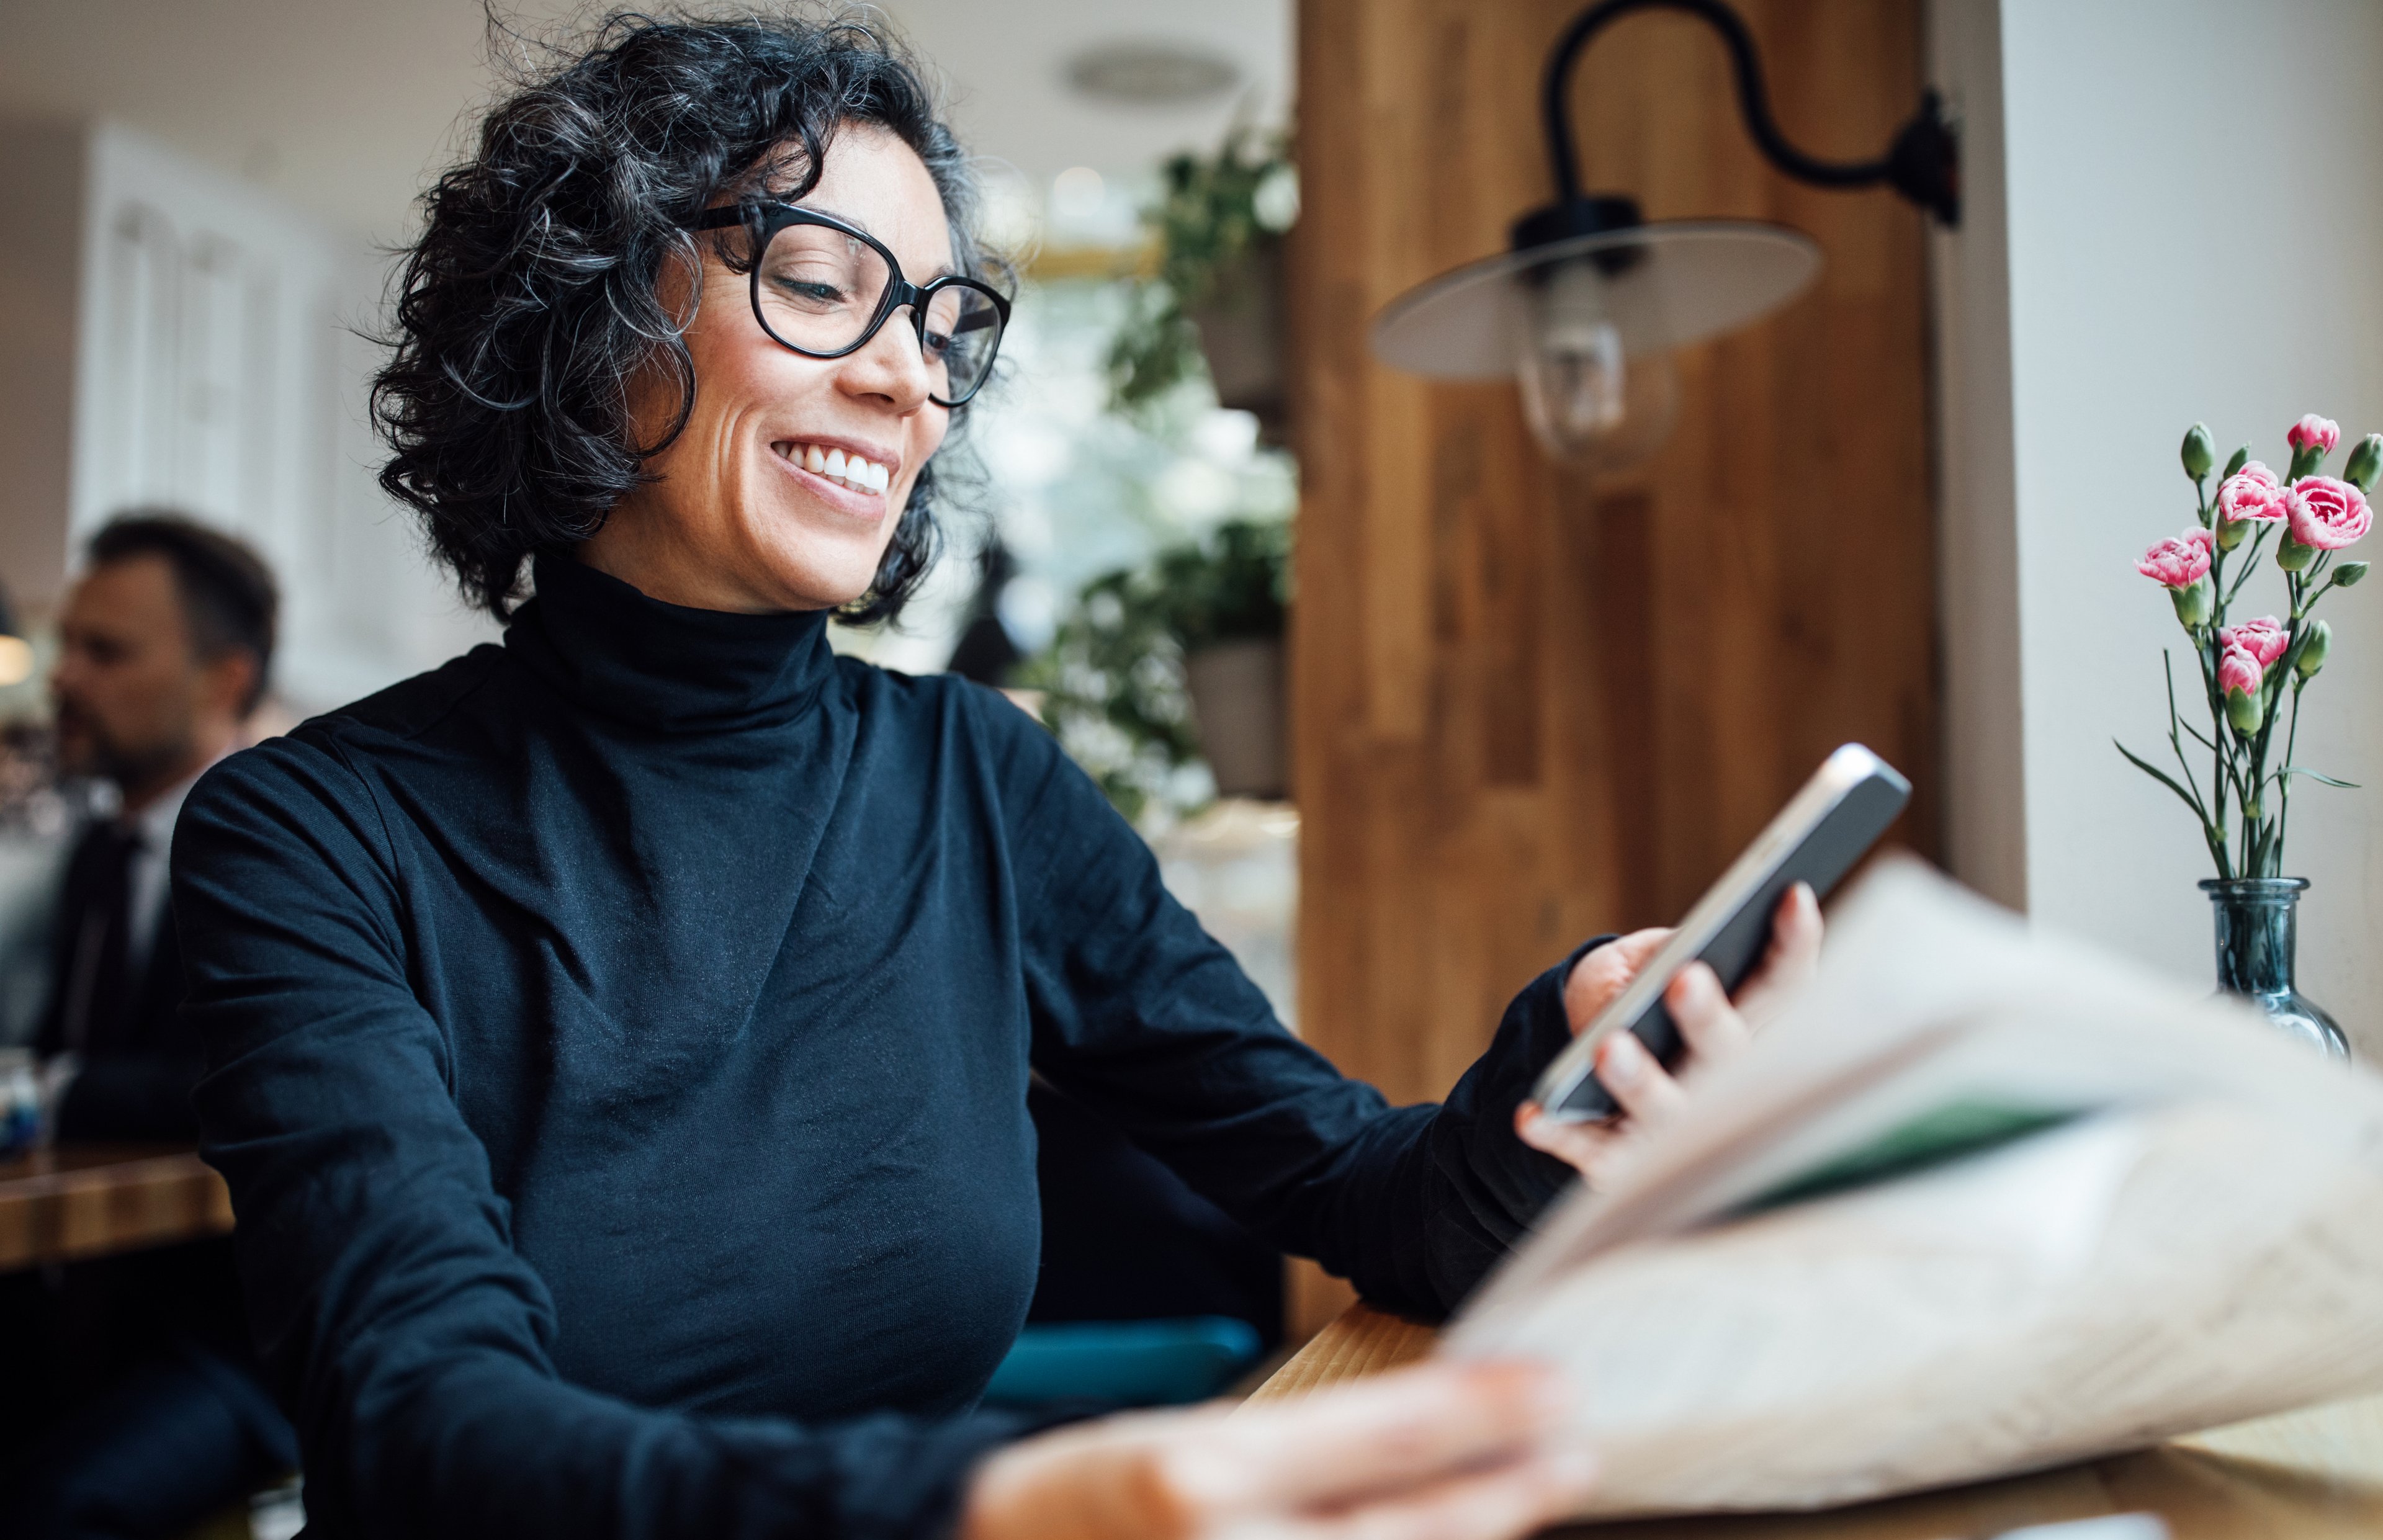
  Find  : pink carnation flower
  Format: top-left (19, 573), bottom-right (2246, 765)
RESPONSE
top-left (2137, 527), bottom-right (2214, 588)
top-left (2285, 476), bottom-right (2372, 550)
top-left (2218, 645), bottom-right (2264, 700)
top-left (2218, 616), bottom-right (2289, 668)
top-left (2289, 414), bottom-right (2342, 455)
top-left (2216, 462), bottom-right (2286, 524)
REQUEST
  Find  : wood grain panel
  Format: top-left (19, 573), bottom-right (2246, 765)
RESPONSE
top-left (1290, 0), bottom-right (1937, 1109)
top-left (1241, 1302), bottom-right (1435, 1407)
top-left (0, 1146), bottom-right (233, 1272)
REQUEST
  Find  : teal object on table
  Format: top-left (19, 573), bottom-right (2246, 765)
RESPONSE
top-left (982, 1316), bottom-right (1263, 1408)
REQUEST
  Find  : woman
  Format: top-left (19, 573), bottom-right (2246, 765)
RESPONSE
top-left (173, 13), bottom-right (1818, 1539)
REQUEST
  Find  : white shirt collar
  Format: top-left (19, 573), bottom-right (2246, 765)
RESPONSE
top-left (126, 763), bottom-right (209, 853)
top-left (120, 760), bottom-right (219, 973)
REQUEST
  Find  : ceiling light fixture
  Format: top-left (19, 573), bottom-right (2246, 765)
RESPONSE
top-left (1368, 0), bottom-right (1959, 470)
top-left (1065, 42), bottom-right (1241, 108)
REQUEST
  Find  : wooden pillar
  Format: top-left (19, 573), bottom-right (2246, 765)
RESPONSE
top-left (1288, 0), bottom-right (1937, 1117)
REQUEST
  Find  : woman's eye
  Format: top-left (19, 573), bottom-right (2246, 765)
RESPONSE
top-left (920, 329), bottom-right (954, 360)
top-left (768, 275), bottom-right (846, 307)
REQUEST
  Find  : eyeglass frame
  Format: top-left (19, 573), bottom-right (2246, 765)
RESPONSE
top-left (686, 201), bottom-right (1012, 408)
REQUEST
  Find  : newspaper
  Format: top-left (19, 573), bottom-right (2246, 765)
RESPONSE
top-left (1444, 858), bottom-right (2383, 1517)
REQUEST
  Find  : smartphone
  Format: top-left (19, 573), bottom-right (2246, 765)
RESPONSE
top-left (1532, 743), bottom-right (1911, 1123)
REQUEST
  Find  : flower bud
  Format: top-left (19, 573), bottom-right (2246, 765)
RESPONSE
top-left (2226, 682), bottom-right (2265, 733)
top-left (2182, 423), bottom-right (2215, 481)
top-left (2346, 434), bottom-right (2383, 494)
top-left (2297, 618), bottom-right (2332, 679)
top-left (2170, 580), bottom-right (2214, 627)
top-left (2337, 560), bottom-right (2371, 588)
top-left (2223, 446), bottom-right (2251, 480)
top-left (2289, 413), bottom-right (2342, 457)
top-left (2215, 516), bottom-right (2249, 550)
top-left (2276, 533), bottom-right (2317, 571)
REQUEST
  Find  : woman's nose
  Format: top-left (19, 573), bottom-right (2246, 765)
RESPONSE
top-left (836, 309), bottom-right (935, 410)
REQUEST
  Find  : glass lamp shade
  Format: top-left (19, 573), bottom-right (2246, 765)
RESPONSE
top-left (1369, 221), bottom-right (1822, 468)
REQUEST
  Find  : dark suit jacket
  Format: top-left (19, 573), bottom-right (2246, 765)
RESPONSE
top-left (34, 820), bottom-right (202, 1140)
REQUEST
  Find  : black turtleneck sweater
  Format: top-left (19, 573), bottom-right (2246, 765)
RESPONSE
top-left (172, 555), bottom-right (1585, 1540)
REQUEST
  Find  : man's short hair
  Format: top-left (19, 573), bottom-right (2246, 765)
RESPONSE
top-left (87, 513), bottom-right (279, 715)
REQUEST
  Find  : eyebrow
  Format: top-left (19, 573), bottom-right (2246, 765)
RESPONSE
top-left (801, 201), bottom-right (959, 281)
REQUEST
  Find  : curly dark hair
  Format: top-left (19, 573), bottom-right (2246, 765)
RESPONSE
top-left (372, 7), bottom-right (995, 622)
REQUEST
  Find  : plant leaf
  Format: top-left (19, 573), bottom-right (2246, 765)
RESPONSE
top-left (2116, 739), bottom-right (2211, 817)
top-left (2281, 765), bottom-right (2361, 789)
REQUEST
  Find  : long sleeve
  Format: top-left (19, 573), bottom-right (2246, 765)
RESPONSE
top-left (984, 692), bottom-right (1591, 1320)
top-left (175, 743), bottom-right (1028, 1540)
top-left (54, 1049), bottom-right (205, 1140)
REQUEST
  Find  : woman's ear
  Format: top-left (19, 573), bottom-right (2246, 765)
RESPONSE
top-left (621, 236), bottom-right (712, 460)
top-left (655, 233), bottom-right (707, 333)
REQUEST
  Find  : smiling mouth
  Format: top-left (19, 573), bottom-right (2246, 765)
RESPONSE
top-left (773, 440), bottom-right (892, 495)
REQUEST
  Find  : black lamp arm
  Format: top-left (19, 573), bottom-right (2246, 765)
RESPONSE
top-left (1542, 0), bottom-right (1959, 225)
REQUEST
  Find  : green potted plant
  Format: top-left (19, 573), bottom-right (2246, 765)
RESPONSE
top-left (1019, 519), bottom-right (1292, 820)
top-left (1108, 129), bottom-right (1299, 442)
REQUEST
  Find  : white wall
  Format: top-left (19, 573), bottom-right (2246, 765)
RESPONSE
top-left (1934, 0), bottom-right (2383, 1054)
top-left (0, 120), bottom-right (84, 616)
top-left (0, 119), bottom-right (495, 715)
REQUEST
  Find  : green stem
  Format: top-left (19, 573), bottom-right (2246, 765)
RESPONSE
top-left (2193, 625), bottom-right (2232, 864)
top-left (2161, 651), bottom-right (2221, 846)
top-left (2222, 525), bottom-right (2276, 606)
top-left (2277, 677), bottom-right (2305, 864)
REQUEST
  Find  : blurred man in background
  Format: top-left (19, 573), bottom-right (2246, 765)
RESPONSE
top-left (0, 513), bottom-right (295, 1538)
top-left (37, 515), bottom-right (277, 1138)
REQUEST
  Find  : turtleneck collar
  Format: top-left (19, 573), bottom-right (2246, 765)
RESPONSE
top-left (505, 553), bottom-right (837, 734)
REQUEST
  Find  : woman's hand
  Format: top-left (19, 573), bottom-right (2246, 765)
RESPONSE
top-left (1514, 883), bottom-right (1823, 1188)
top-left (960, 1359), bottom-right (1596, 1540)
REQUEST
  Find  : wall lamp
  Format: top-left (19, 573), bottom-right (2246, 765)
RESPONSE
top-left (1368, 0), bottom-right (1959, 470)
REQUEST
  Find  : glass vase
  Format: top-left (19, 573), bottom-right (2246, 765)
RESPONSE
top-left (2199, 877), bottom-right (2349, 1063)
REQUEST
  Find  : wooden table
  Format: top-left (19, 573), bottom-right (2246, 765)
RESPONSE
top-left (0, 1144), bottom-right (233, 1271)
top-left (1249, 1304), bottom-right (2383, 1538)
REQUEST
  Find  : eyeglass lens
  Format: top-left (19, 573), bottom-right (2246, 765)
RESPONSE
top-left (757, 222), bottom-right (1003, 401)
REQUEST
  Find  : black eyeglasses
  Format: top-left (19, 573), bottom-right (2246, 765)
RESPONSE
top-left (688, 202), bottom-right (1010, 407)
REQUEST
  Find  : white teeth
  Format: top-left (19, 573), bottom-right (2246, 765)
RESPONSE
top-left (784, 442), bottom-right (889, 495)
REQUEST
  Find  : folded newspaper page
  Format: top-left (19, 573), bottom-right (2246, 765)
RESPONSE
top-left (1445, 857), bottom-right (2383, 1517)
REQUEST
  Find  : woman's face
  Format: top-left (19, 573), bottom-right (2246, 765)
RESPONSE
top-left (585, 125), bottom-right (956, 613)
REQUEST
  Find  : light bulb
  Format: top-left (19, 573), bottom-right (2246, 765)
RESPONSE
top-left (1514, 258), bottom-right (1678, 470)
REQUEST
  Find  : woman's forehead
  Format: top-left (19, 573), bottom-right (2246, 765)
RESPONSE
top-left (791, 126), bottom-right (955, 277)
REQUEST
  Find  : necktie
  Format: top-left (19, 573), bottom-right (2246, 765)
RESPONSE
top-left (60, 823), bottom-right (142, 1055)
